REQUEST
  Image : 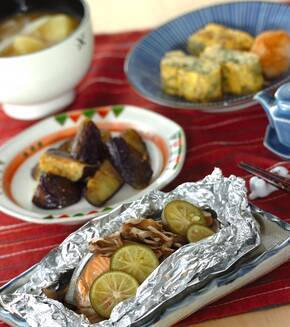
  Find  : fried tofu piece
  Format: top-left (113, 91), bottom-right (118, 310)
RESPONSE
top-left (187, 23), bottom-right (254, 56)
top-left (202, 45), bottom-right (263, 95)
top-left (161, 50), bottom-right (222, 102)
top-left (84, 160), bottom-right (123, 206)
top-left (39, 149), bottom-right (96, 182)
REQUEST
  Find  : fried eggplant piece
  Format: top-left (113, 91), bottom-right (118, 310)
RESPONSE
top-left (32, 173), bottom-right (81, 209)
top-left (84, 160), bottom-right (123, 207)
top-left (121, 129), bottom-right (149, 161)
top-left (31, 140), bottom-right (72, 181)
top-left (101, 130), bottom-right (112, 143)
top-left (107, 138), bottom-right (153, 189)
top-left (58, 139), bottom-right (73, 153)
top-left (31, 163), bottom-right (41, 181)
top-left (71, 119), bottom-right (106, 164)
top-left (39, 149), bottom-right (97, 182)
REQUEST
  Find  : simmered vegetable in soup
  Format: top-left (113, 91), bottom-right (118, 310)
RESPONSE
top-left (0, 12), bottom-right (79, 56)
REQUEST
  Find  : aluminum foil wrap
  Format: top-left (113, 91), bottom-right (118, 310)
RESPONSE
top-left (0, 168), bottom-right (260, 326)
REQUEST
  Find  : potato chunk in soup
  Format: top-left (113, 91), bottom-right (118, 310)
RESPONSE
top-left (36, 14), bottom-right (79, 43)
top-left (0, 12), bottom-right (79, 56)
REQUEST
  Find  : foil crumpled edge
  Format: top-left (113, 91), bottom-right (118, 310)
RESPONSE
top-left (0, 168), bottom-right (260, 327)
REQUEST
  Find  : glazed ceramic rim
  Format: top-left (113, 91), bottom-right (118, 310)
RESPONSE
top-left (0, 105), bottom-right (186, 225)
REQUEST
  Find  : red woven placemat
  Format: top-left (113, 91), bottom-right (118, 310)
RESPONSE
top-left (1, 32), bottom-right (290, 326)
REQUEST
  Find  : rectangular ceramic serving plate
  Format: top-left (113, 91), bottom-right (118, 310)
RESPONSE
top-left (1, 205), bottom-right (290, 327)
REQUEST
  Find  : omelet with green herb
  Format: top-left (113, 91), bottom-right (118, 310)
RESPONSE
top-left (160, 51), bottom-right (187, 96)
top-left (160, 50), bottom-right (222, 102)
top-left (202, 45), bottom-right (263, 95)
top-left (187, 23), bottom-right (254, 56)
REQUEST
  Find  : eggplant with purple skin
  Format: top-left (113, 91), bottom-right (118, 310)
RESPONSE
top-left (84, 160), bottom-right (123, 207)
top-left (58, 138), bottom-right (73, 153)
top-left (31, 163), bottom-right (42, 181)
top-left (107, 137), bottom-right (153, 189)
top-left (32, 173), bottom-right (82, 209)
top-left (121, 129), bottom-right (149, 161)
top-left (71, 119), bottom-right (106, 165)
top-left (101, 130), bottom-right (112, 143)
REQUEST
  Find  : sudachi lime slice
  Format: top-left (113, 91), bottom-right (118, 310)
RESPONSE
top-left (162, 200), bottom-right (206, 235)
top-left (111, 244), bottom-right (159, 283)
top-left (186, 224), bottom-right (214, 243)
top-left (89, 271), bottom-right (139, 318)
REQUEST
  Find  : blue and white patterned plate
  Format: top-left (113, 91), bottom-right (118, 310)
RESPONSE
top-left (264, 125), bottom-right (290, 160)
top-left (125, 1), bottom-right (290, 112)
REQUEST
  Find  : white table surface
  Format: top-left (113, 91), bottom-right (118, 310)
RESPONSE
top-left (87, 0), bottom-right (283, 33)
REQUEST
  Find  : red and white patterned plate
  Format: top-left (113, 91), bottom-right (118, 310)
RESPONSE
top-left (0, 105), bottom-right (185, 225)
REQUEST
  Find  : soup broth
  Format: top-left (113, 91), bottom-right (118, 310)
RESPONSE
top-left (0, 12), bottom-right (80, 56)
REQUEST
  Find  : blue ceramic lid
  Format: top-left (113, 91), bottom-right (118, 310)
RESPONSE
top-left (275, 83), bottom-right (290, 108)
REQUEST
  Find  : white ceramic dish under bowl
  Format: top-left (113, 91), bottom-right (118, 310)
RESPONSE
top-left (0, 104), bottom-right (186, 225)
top-left (0, 0), bottom-right (93, 120)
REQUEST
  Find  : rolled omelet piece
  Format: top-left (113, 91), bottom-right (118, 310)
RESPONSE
top-left (160, 50), bottom-right (188, 96)
top-left (202, 45), bottom-right (263, 95)
top-left (177, 58), bottom-right (222, 102)
top-left (187, 23), bottom-right (254, 56)
top-left (161, 50), bottom-right (222, 102)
